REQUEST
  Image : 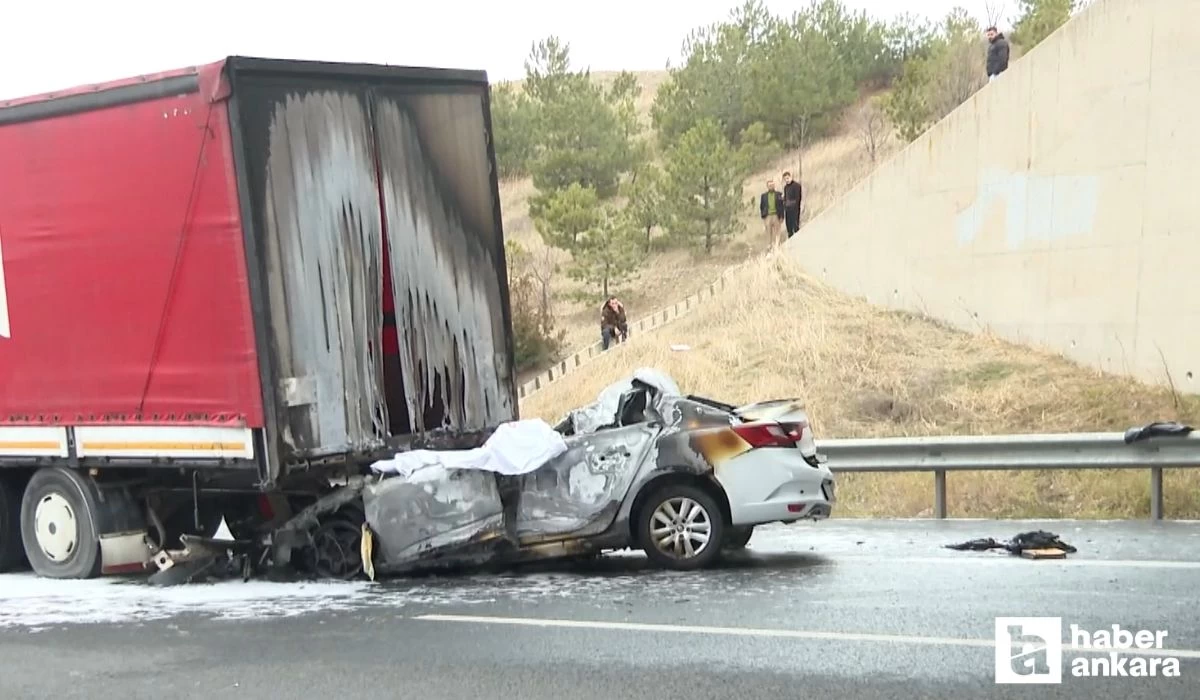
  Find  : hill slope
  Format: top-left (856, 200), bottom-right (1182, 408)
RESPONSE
top-left (518, 253), bottom-right (1200, 519)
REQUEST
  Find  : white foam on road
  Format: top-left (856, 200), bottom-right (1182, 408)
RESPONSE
top-left (0, 570), bottom-right (634, 629)
top-left (415, 614), bottom-right (1200, 659)
top-left (0, 574), bottom-right (374, 628)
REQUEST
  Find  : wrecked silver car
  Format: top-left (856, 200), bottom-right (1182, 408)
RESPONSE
top-left (150, 370), bottom-right (836, 583)
top-left (355, 369), bottom-right (836, 574)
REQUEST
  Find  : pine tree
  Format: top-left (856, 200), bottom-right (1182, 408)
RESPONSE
top-left (532, 183), bottom-right (600, 252)
top-left (662, 119), bottom-right (743, 255)
top-left (623, 165), bottom-right (665, 252)
top-left (569, 206), bottom-right (643, 299)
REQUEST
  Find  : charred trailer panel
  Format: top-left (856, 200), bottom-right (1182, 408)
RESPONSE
top-left (223, 58), bottom-right (518, 481)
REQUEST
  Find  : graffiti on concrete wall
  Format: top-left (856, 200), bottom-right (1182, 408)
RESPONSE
top-left (955, 168), bottom-right (1100, 249)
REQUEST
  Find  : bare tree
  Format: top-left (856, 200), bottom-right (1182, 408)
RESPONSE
top-left (853, 98), bottom-right (891, 164)
top-left (528, 245), bottom-right (563, 325)
top-left (926, 10), bottom-right (989, 120)
top-left (982, 0), bottom-right (1007, 29)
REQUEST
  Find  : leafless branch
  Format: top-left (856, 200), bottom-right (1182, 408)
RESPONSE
top-left (982, 0), bottom-right (1006, 28)
top-left (853, 99), bottom-right (891, 164)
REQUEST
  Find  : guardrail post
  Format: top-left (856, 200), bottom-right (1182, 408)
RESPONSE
top-left (1150, 467), bottom-right (1164, 521)
top-left (934, 470), bottom-right (947, 519)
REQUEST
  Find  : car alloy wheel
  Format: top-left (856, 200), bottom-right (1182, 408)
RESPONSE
top-left (638, 483), bottom-right (725, 570)
top-left (651, 496), bottom-right (712, 559)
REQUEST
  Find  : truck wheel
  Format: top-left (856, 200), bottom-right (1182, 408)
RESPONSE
top-left (0, 475), bottom-right (28, 572)
top-left (637, 483), bottom-right (725, 571)
top-left (20, 467), bottom-right (102, 579)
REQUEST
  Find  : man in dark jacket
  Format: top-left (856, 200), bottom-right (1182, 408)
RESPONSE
top-left (759, 179), bottom-right (785, 247)
top-left (782, 171), bottom-right (802, 238)
top-left (600, 297), bottom-right (628, 351)
top-left (986, 26), bottom-right (1010, 81)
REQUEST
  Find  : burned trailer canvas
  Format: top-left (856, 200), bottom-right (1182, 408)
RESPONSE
top-left (224, 57), bottom-right (517, 479)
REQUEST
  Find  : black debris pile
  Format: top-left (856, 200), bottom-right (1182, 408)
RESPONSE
top-left (945, 530), bottom-right (1077, 555)
top-left (1123, 421), bottom-right (1193, 444)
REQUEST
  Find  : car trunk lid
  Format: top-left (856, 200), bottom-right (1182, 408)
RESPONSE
top-left (731, 399), bottom-right (819, 461)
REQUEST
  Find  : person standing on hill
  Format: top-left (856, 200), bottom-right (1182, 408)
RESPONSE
top-left (986, 26), bottom-right (1010, 81)
top-left (782, 172), bottom-right (802, 238)
top-left (759, 179), bottom-right (786, 247)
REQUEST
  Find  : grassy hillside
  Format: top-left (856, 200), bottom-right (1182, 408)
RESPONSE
top-left (499, 71), bottom-right (898, 360)
top-left (518, 253), bottom-right (1200, 519)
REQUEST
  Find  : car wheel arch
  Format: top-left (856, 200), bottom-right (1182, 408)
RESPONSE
top-left (626, 470), bottom-right (732, 542)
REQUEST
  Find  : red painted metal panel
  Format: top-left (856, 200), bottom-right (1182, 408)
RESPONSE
top-left (0, 61), bottom-right (264, 427)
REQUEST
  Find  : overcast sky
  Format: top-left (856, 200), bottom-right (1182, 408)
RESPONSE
top-left (2, 0), bottom-right (1009, 100)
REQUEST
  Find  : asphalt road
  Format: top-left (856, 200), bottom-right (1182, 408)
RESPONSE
top-left (2, 519), bottom-right (1199, 699)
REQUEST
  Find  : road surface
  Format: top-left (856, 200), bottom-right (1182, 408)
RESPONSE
top-left (1, 519), bottom-right (1198, 699)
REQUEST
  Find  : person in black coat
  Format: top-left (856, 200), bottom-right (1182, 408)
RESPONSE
top-left (986, 26), bottom-right (1010, 81)
top-left (781, 171), bottom-right (802, 238)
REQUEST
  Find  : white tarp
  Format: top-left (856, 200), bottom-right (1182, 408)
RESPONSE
top-left (567, 368), bottom-right (682, 435)
top-left (369, 418), bottom-right (568, 478)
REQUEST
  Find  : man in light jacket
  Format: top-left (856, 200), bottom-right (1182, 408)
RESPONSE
top-left (759, 179), bottom-right (786, 247)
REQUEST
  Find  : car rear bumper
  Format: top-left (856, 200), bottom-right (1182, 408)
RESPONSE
top-left (736, 483), bottom-right (835, 524)
top-left (714, 448), bottom-right (836, 526)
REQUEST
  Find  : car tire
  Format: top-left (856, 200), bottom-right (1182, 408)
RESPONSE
top-left (637, 483), bottom-right (725, 571)
top-left (723, 525), bottom-right (754, 551)
top-left (20, 467), bottom-right (103, 579)
top-left (0, 475), bottom-right (28, 572)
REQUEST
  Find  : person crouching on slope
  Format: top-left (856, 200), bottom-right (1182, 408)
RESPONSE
top-left (601, 297), bottom-right (629, 351)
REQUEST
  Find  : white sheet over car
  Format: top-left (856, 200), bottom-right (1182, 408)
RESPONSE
top-left (369, 418), bottom-right (568, 478)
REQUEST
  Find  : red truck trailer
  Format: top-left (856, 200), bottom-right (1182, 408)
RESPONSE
top-left (0, 56), bottom-right (517, 580)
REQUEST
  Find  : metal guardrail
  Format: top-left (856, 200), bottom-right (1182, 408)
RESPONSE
top-left (818, 431), bottom-right (1200, 520)
top-left (517, 272), bottom-right (735, 400)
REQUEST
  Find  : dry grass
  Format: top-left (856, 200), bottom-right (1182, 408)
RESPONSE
top-left (518, 254), bottom-right (1200, 520)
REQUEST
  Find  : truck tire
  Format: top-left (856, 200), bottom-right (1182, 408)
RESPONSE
top-left (20, 467), bottom-right (103, 579)
top-left (0, 475), bottom-right (27, 572)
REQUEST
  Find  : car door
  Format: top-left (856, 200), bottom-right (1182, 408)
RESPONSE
top-left (515, 423), bottom-right (660, 541)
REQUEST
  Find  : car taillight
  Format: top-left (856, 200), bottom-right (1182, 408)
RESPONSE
top-left (732, 421), bottom-right (806, 448)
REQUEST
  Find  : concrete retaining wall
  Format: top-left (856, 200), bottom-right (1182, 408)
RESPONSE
top-left (786, 0), bottom-right (1198, 393)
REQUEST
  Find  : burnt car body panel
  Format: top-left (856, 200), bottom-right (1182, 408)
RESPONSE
top-left (362, 466), bottom-right (506, 570)
top-left (515, 423), bottom-right (660, 541)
